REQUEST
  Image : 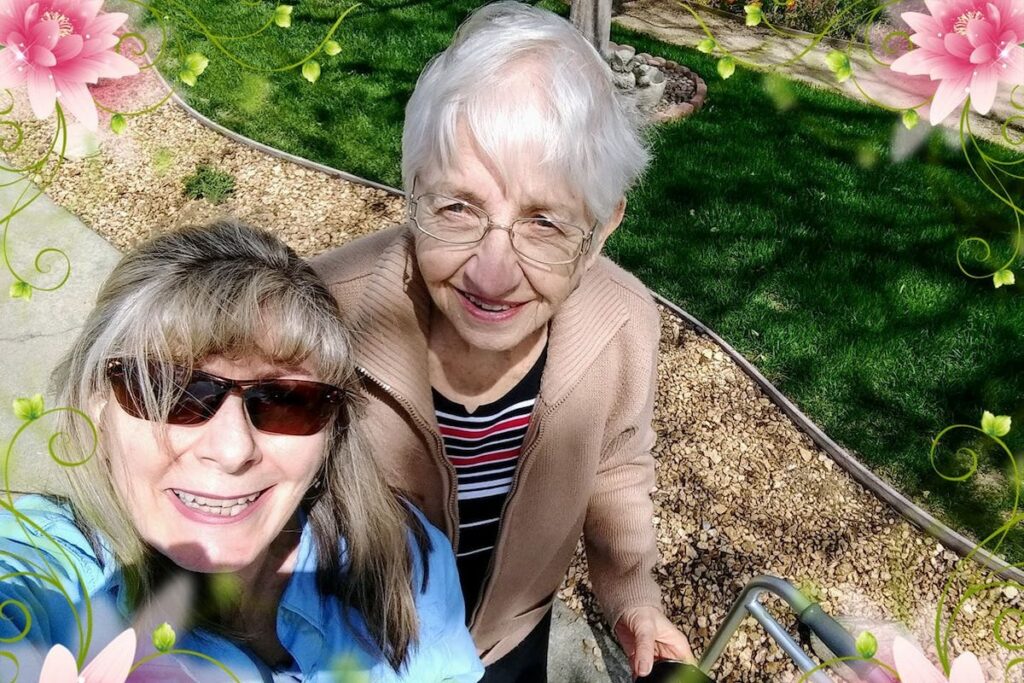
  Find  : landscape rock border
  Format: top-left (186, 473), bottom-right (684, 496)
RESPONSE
top-left (609, 40), bottom-right (708, 123)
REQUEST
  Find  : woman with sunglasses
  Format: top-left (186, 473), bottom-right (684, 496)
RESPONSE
top-left (0, 219), bottom-right (483, 682)
top-left (312, 3), bottom-right (692, 681)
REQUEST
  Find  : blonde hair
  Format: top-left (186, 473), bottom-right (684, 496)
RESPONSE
top-left (51, 218), bottom-right (427, 670)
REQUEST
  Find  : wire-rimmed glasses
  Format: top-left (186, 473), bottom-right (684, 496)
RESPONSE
top-left (408, 189), bottom-right (596, 266)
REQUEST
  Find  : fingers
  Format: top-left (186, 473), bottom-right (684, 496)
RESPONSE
top-left (658, 626), bottom-right (695, 664)
top-left (631, 615), bottom-right (656, 679)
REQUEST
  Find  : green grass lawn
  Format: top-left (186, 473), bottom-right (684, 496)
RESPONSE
top-left (143, 0), bottom-right (1024, 560)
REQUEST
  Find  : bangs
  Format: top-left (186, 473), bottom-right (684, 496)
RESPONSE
top-left (100, 260), bottom-right (351, 401)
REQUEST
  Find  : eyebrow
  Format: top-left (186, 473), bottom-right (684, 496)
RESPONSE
top-left (436, 186), bottom-right (576, 219)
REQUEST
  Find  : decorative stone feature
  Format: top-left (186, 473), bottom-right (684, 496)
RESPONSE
top-left (608, 41), bottom-right (707, 124)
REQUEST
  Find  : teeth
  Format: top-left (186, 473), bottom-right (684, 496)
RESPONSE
top-left (173, 490), bottom-right (259, 516)
top-left (464, 292), bottom-right (512, 312)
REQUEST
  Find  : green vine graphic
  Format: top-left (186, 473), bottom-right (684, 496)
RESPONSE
top-left (0, 0), bottom-right (358, 302)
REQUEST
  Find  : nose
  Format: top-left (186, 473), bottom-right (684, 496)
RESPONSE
top-left (188, 394), bottom-right (260, 474)
top-left (464, 225), bottom-right (522, 297)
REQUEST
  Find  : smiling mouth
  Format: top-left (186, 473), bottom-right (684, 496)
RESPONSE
top-left (459, 289), bottom-right (523, 312)
top-left (171, 489), bottom-right (263, 517)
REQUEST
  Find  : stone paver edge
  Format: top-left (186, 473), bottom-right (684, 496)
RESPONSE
top-left (166, 83), bottom-right (1024, 587)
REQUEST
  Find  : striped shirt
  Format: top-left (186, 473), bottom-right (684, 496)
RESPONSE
top-left (433, 345), bottom-right (547, 621)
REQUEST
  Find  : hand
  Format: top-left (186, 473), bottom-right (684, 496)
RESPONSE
top-left (614, 606), bottom-right (695, 679)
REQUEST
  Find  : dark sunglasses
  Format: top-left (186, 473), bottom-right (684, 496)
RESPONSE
top-left (106, 359), bottom-right (346, 436)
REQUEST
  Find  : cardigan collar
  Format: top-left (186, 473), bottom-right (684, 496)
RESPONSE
top-left (348, 228), bottom-right (631, 424)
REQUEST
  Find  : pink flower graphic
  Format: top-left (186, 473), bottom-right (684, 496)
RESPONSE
top-left (38, 627), bottom-right (136, 683)
top-left (891, 636), bottom-right (987, 683)
top-left (0, 0), bottom-right (139, 130)
top-left (890, 0), bottom-right (1024, 124)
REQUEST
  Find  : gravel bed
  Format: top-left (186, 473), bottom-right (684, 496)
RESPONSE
top-left (5, 73), bottom-right (1023, 680)
top-left (2, 69), bottom-right (402, 257)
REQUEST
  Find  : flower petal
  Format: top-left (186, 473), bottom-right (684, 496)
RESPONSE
top-left (0, 47), bottom-right (26, 88)
top-left (39, 644), bottom-right (80, 683)
top-left (892, 48), bottom-right (936, 75)
top-left (944, 33), bottom-right (974, 60)
top-left (966, 17), bottom-right (997, 46)
top-left (82, 11), bottom-right (129, 38)
top-left (929, 75), bottom-right (972, 125)
top-left (81, 628), bottom-right (137, 682)
top-left (949, 652), bottom-right (986, 683)
top-left (892, 637), bottom-right (948, 683)
top-left (51, 57), bottom-right (100, 83)
top-left (26, 65), bottom-right (55, 119)
top-left (987, 1), bottom-right (1001, 25)
top-left (27, 44), bottom-right (55, 66)
top-left (971, 42), bottom-right (997, 64)
top-left (51, 33), bottom-right (83, 61)
top-left (54, 75), bottom-right (97, 129)
top-left (27, 18), bottom-right (60, 50)
top-left (93, 51), bottom-right (138, 79)
top-left (969, 67), bottom-right (999, 112)
top-left (903, 10), bottom-right (943, 36)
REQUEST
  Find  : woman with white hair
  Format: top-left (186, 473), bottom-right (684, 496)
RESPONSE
top-left (0, 220), bottom-right (483, 682)
top-left (313, 2), bottom-right (692, 680)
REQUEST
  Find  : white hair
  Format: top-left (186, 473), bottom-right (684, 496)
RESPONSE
top-left (401, 0), bottom-right (650, 226)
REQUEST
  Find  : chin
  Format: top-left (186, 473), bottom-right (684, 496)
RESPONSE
top-left (159, 543), bottom-right (259, 574)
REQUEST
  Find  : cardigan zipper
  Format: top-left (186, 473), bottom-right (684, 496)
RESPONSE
top-left (466, 410), bottom-right (543, 631)
top-left (466, 383), bottom-right (577, 632)
top-left (356, 366), bottom-right (461, 546)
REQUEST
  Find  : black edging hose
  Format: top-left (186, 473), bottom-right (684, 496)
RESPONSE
top-left (167, 92), bottom-right (1024, 587)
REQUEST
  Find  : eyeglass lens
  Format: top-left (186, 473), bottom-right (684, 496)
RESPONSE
top-left (413, 194), bottom-right (586, 264)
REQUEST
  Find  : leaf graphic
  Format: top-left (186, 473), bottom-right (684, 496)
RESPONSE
top-left (994, 269), bottom-right (1015, 288)
top-left (717, 56), bottom-right (736, 79)
top-left (981, 410), bottom-right (1011, 438)
top-left (855, 630), bottom-right (878, 659)
top-left (324, 40), bottom-right (342, 56)
top-left (302, 60), bottom-right (321, 83)
top-left (13, 394), bottom-right (44, 422)
top-left (901, 109), bottom-right (919, 130)
top-left (274, 5), bottom-right (293, 28)
top-left (697, 37), bottom-right (716, 54)
top-left (825, 50), bottom-right (851, 82)
top-left (744, 3), bottom-right (763, 26)
top-left (110, 114), bottom-right (127, 134)
top-left (185, 52), bottom-right (209, 76)
top-left (9, 280), bottom-right (31, 300)
top-left (152, 622), bottom-right (176, 652)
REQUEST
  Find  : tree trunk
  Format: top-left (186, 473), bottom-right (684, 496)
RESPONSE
top-left (570, 0), bottom-right (612, 59)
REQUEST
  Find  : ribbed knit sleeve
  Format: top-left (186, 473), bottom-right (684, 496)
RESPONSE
top-left (582, 296), bottom-right (663, 630)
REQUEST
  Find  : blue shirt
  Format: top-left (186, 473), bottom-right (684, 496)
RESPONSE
top-left (0, 495), bottom-right (483, 682)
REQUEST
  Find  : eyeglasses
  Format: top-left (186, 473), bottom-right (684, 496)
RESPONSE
top-left (106, 359), bottom-right (346, 436)
top-left (408, 187), bottom-right (597, 266)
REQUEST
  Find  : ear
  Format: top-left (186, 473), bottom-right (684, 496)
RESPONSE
top-left (582, 198), bottom-right (627, 270)
top-left (87, 392), bottom-right (109, 428)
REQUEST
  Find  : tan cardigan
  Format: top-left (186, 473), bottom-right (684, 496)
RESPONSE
top-left (311, 226), bottom-right (663, 663)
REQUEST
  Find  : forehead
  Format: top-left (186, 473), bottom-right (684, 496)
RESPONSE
top-left (196, 353), bottom-right (316, 380)
top-left (419, 122), bottom-right (586, 218)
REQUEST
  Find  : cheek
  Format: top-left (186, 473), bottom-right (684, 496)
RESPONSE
top-left (523, 267), bottom-right (579, 305)
top-left (271, 434), bottom-right (327, 484)
top-left (415, 241), bottom-right (467, 285)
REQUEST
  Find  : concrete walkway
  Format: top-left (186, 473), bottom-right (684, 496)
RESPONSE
top-left (0, 171), bottom-right (626, 682)
top-left (615, 0), bottom-right (1024, 147)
